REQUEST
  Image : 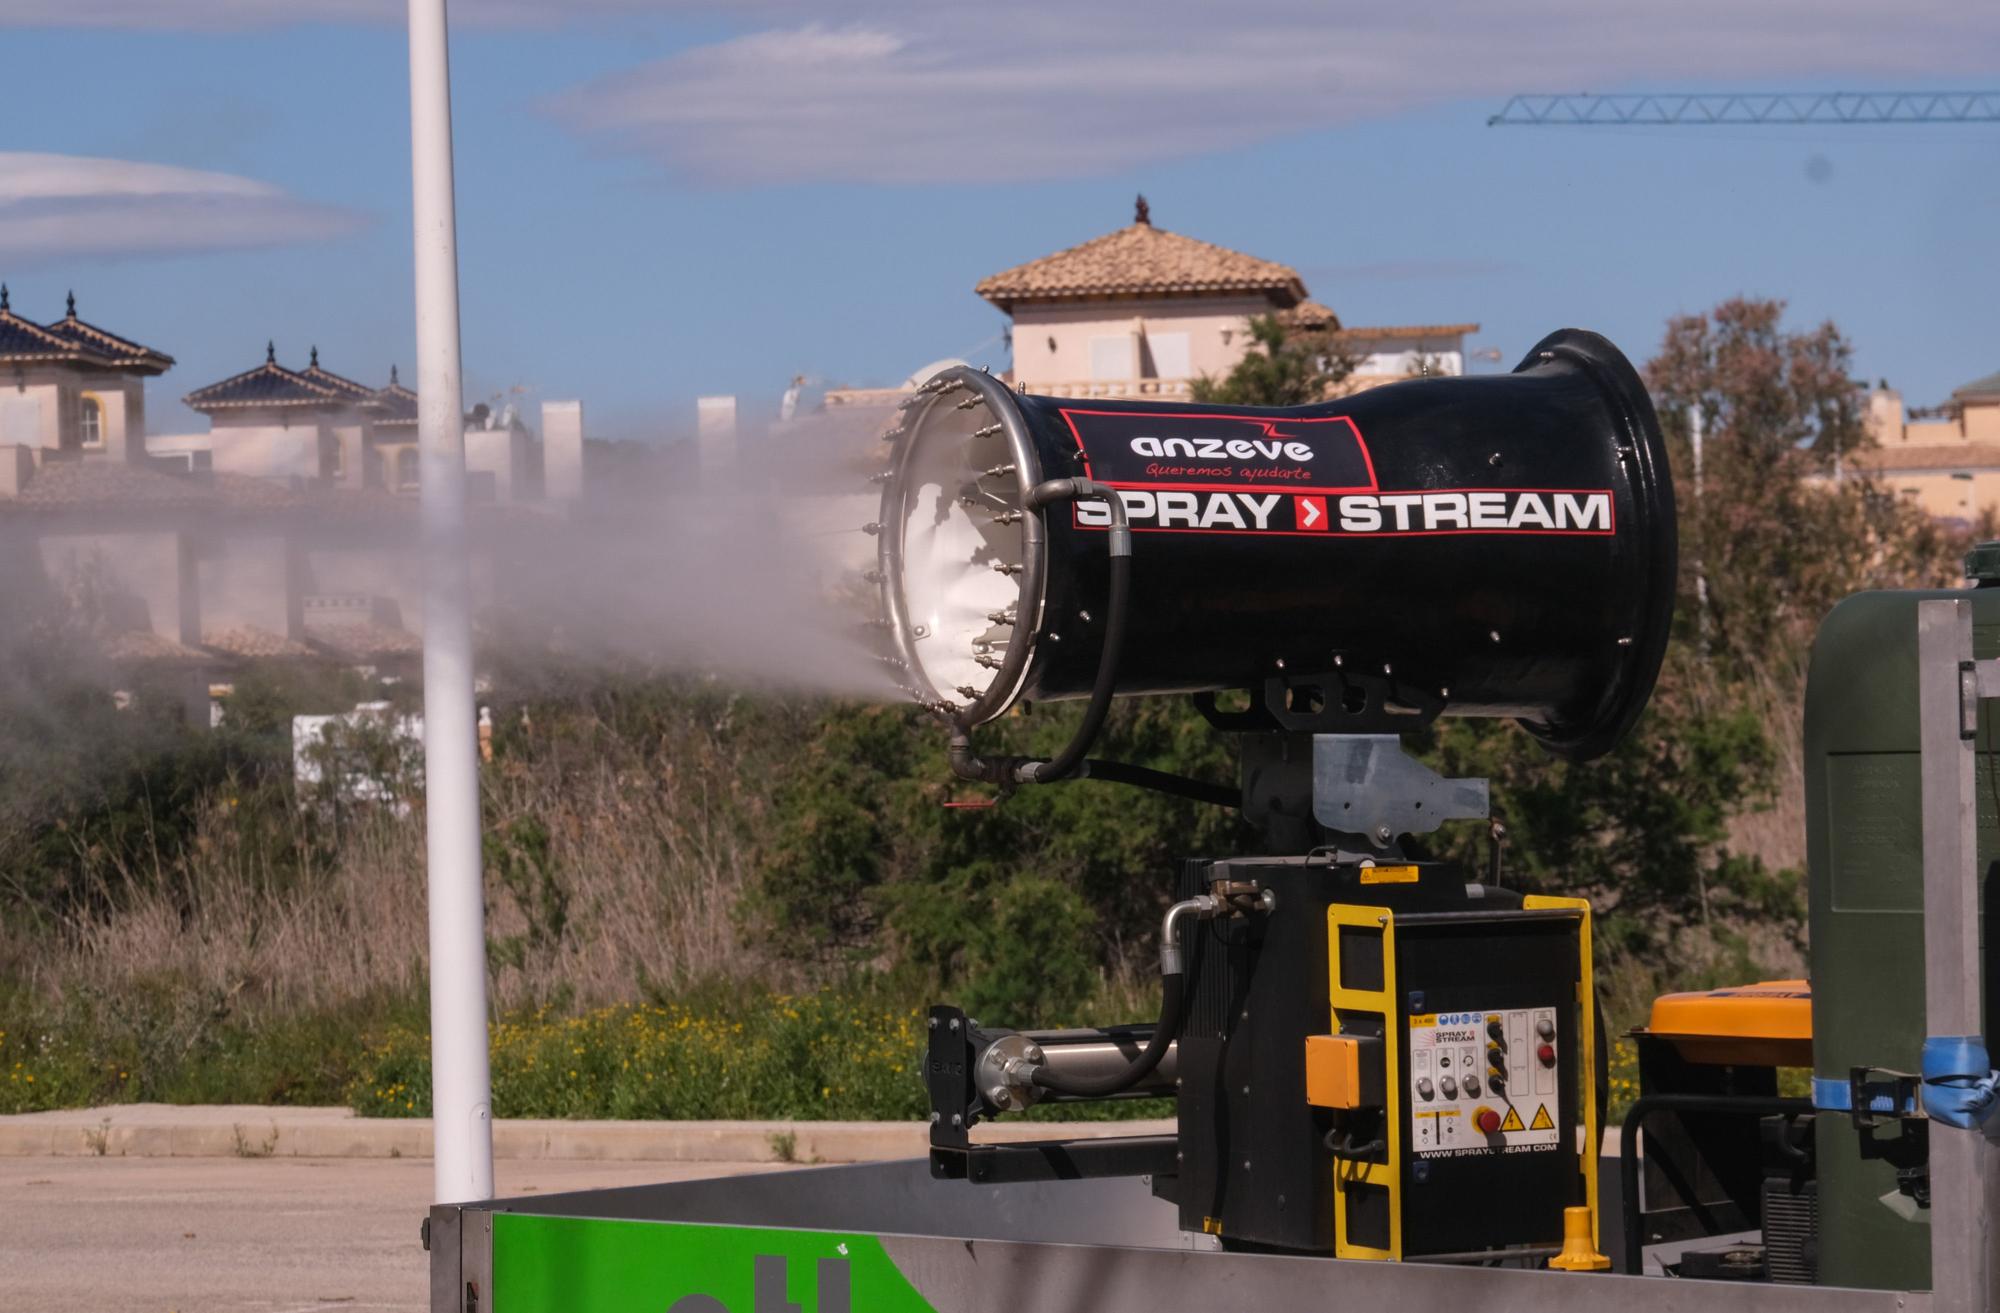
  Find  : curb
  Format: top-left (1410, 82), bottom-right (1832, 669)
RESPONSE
top-left (0, 1106), bottom-right (1174, 1163)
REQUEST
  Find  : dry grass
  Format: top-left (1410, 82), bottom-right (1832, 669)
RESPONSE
top-left (0, 702), bottom-right (777, 1027)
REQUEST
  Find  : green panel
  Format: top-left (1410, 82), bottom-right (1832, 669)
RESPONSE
top-left (1825, 754), bottom-right (1922, 913)
top-left (491, 1214), bottom-right (938, 1313)
top-left (1805, 590), bottom-right (2000, 1290)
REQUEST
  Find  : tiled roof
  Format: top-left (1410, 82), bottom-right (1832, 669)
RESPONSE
top-left (203, 625), bottom-right (318, 660)
top-left (310, 622), bottom-right (422, 661)
top-left (1334, 323), bottom-right (1481, 341)
top-left (299, 347), bottom-right (382, 405)
top-left (375, 366), bottom-right (418, 428)
top-left (184, 345), bottom-right (353, 412)
top-left (1, 461), bottom-right (306, 513)
top-left (1279, 300), bottom-right (1342, 330)
top-left (1952, 369), bottom-right (2000, 402)
top-left (101, 629), bottom-right (213, 667)
top-left (0, 289), bottom-right (172, 371)
top-left (0, 305), bottom-right (93, 365)
top-left (1846, 443), bottom-right (2000, 473)
top-left (41, 295), bottom-right (173, 372)
top-left (976, 220), bottom-right (1306, 310)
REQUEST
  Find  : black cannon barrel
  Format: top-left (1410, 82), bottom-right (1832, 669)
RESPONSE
top-left (875, 329), bottom-right (1675, 760)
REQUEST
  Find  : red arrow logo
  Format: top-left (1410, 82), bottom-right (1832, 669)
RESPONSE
top-left (1296, 495), bottom-right (1327, 531)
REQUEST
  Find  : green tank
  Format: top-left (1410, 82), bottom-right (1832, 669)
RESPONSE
top-left (1806, 569), bottom-right (1999, 1290)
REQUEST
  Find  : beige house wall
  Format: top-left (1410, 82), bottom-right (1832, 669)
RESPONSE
top-left (1009, 297), bottom-right (1273, 392)
top-left (208, 415), bottom-right (331, 480)
top-left (0, 371), bottom-right (151, 457)
top-left (197, 532), bottom-right (302, 636)
top-left (301, 545), bottom-right (423, 632)
top-left (0, 378), bottom-right (63, 451)
top-left (1865, 389), bottom-right (2000, 447)
top-left (1878, 470), bottom-right (2000, 522)
top-left (38, 529), bottom-right (197, 644)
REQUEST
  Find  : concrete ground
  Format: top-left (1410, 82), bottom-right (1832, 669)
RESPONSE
top-left (0, 1155), bottom-right (787, 1313)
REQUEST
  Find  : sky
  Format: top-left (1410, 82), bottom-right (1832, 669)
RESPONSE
top-left (1, 1), bottom-right (1997, 442)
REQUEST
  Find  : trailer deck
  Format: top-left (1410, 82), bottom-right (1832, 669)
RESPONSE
top-left (429, 1159), bottom-right (1925, 1313)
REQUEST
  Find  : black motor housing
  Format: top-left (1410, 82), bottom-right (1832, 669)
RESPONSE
top-left (877, 329), bottom-right (1675, 760)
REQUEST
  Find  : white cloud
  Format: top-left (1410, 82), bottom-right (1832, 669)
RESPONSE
top-left (0, 154), bottom-right (364, 261)
top-left (546, 2), bottom-right (2000, 184)
top-left (3, 1), bottom-right (1997, 185)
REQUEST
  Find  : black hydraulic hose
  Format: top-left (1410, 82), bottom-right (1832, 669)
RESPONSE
top-left (1075, 759), bottom-right (1239, 807)
top-left (949, 477), bottom-right (1130, 788)
top-left (1617, 1092), bottom-right (1811, 1276)
top-left (1027, 549), bottom-right (1127, 783)
top-left (1031, 973), bottom-right (1185, 1098)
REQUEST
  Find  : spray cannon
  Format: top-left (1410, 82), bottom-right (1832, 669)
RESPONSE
top-left (873, 329), bottom-right (1676, 790)
top-left (877, 330), bottom-right (1675, 1265)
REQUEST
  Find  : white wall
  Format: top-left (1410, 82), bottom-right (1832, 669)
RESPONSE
top-left (197, 532), bottom-right (300, 637)
top-left (1009, 297), bottom-right (1275, 391)
top-left (38, 530), bottom-right (197, 643)
top-left (543, 400), bottom-right (584, 502)
top-left (208, 416), bottom-right (328, 480)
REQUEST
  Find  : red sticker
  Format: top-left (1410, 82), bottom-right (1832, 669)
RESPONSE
top-left (1295, 495), bottom-right (1327, 531)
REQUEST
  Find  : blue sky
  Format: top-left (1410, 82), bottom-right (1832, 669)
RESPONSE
top-left (2, 2), bottom-right (1997, 441)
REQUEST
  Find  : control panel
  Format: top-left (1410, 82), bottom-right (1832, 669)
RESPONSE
top-left (1408, 1007), bottom-right (1561, 1156)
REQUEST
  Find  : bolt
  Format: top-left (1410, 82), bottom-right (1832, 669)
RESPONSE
top-left (993, 1089), bottom-right (1013, 1109)
top-left (1617, 635), bottom-right (1634, 647)
top-left (1488, 630), bottom-right (1501, 643)
top-left (1242, 1160), bottom-right (1252, 1172)
top-left (1242, 1086), bottom-right (1251, 1096)
top-left (1382, 663), bottom-right (1392, 675)
top-left (1275, 657), bottom-right (1286, 670)
top-left (1488, 452), bottom-right (1503, 466)
top-left (973, 422), bottom-right (1004, 439)
top-left (1078, 609), bottom-right (1091, 623)
top-left (1333, 653), bottom-right (1344, 667)
top-left (949, 1018), bottom-right (960, 1033)
top-left (1025, 1045), bottom-right (1044, 1062)
top-left (952, 1114), bottom-right (964, 1128)
top-left (930, 1111), bottom-right (941, 1124)
top-left (1375, 825), bottom-right (1393, 844)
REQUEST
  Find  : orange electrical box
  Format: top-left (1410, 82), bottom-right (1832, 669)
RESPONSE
top-left (1306, 1034), bottom-right (1369, 1109)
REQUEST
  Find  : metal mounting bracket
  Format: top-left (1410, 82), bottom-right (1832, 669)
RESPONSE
top-left (1957, 657), bottom-right (2000, 739)
top-left (1310, 734), bottom-right (1488, 840)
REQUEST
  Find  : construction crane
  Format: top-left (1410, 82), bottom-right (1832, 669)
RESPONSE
top-left (1488, 90), bottom-right (2000, 127)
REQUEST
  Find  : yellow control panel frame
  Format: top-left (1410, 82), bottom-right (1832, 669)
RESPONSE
top-left (1324, 895), bottom-right (1600, 1260)
top-left (1523, 893), bottom-right (1601, 1252)
top-left (1326, 901), bottom-right (1401, 1260)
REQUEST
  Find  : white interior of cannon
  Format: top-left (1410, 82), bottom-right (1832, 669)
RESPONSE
top-left (897, 407), bottom-right (1028, 710)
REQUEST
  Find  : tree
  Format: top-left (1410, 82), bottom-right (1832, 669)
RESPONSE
top-left (1647, 297), bottom-right (1961, 688)
top-left (1190, 314), bottom-right (1356, 406)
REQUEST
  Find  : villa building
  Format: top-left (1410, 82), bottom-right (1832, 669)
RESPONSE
top-left (1846, 372), bottom-right (2000, 524)
top-left (827, 198), bottom-right (1476, 408)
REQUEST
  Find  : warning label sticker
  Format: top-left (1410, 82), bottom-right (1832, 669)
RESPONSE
top-left (1407, 1005), bottom-right (1562, 1158)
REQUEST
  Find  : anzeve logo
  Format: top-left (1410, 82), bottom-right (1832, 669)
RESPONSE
top-left (668, 1254), bottom-right (850, 1313)
top-left (1128, 435), bottom-right (1315, 463)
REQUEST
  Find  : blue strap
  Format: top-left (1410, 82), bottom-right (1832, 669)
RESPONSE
top-left (1813, 1076), bottom-right (1918, 1114)
top-left (1921, 1035), bottom-right (2000, 1130)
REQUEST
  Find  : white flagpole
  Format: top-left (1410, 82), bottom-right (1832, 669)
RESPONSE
top-left (407, 0), bottom-right (494, 1205)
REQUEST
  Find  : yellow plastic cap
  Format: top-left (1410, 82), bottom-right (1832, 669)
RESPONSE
top-left (1548, 1205), bottom-right (1610, 1272)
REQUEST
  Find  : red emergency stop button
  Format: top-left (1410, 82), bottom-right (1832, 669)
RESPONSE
top-left (1475, 1107), bottom-right (1502, 1135)
top-left (1537, 1043), bottom-right (1556, 1067)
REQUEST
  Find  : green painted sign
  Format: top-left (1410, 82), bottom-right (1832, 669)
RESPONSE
top-left (491, 1214), bottom-right (939, 1313)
